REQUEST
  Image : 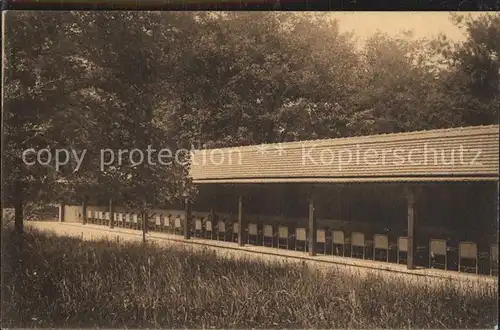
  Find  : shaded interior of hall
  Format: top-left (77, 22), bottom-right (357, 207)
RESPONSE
top-left (193, 182), bottom-right (498, 247)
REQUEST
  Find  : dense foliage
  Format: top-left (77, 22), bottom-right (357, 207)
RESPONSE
top-left (2, 12), bottom-right (499, 231)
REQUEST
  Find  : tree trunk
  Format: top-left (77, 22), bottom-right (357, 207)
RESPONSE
top-left (82, 195), bottom-right (88, 225)
top-left (142, 209), bottom-right (148, 243)
top-left (14, 184), bottom-right (23, 234)
top-left (109, 198), bottom-right (114, 229)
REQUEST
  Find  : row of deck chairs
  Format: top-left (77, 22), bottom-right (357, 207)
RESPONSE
top-left (191, 219), bottom-right (498, 276)
top-left (86, 211), bottom-right (115, 226)
top-left (425, 239), bottom-right (498, 275)
top-left (85, 211), bottom-right (498, 276)
top-left (86, 210), bottom-right (186, 233)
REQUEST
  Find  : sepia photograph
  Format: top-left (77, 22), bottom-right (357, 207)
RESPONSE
top-left (1, 10), bottom-right (499, 328)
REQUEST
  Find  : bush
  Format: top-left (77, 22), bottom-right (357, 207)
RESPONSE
top-left (1, 226), bottom-right (497, 328)
top-left (23, 203), bottom-right (59, 221)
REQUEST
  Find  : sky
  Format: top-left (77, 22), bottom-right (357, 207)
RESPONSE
top-left (332, 12), bottom-right (483, 47)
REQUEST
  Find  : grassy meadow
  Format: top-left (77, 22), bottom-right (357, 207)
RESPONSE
top-left (1, 226), bottom-right (498, 328)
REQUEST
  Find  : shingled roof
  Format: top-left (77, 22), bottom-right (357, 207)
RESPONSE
top-left (189, 125), bottom-right (499, 183)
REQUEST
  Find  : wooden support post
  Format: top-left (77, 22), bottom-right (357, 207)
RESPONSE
top-left (59, 203), bottom-right (65, 222)
top-left (82, 196), bottom-right (88, 225)
top-left (210, 207), bottom-right (216, 225)
top-left (308, 191), bottom-right (317, 257)
top-left (238, 195), bottom-right (244, 246)
top-left (142, 210), bottom-right (147, 243)
top-left (184, 198), bottom-right (191, 240)
top-left (406, 187), bottom-right (416, 270)
top-left (109, 199), bottom-right (114, 229)
top-left (210, 191), bottom-right (217, 235)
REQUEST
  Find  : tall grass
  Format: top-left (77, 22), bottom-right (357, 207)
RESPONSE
top-left (1, 226), bottom-right (497, 328)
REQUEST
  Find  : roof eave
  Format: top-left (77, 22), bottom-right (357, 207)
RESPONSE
top-left (192, 176), bottom-right (499, 184)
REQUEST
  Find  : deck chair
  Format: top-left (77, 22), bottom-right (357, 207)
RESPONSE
top-left (87, 210), bottom-right (93, 224)
top-left (125, 213), bottom-right (131, 228)
top-left (155, 214), bottom-right (162, 231)
top-left (458, 241), bottom-right (478, 274)
top-left (123, 213), bottom-right (128, 228)
top-left (278, 226), bottom-right (289, 250)
top-left (164, 214), bottom-right (171, 233)
top-left (195, 218), bottom-right (203, 237)
top-left (232, 222), bottom-right (239, 242)
top-left (490, 244), bottom-right (498, 276)
top-left (351, 232), bottom-right (365, 259)
top-left (332, 230), bottom-right (345, 256)
top-left (205, 219), bottom-right (213, 239)
top-left (429, 239), bottom-right (447, 270)
top-left (317, 229), bottom-right (327, 255)
top-left (217, 220), bottom-right (227, 241)
top-left (295, 228), bottom-right (307, 252)
top-left (174, 216), bottom-right (182, 235)
top-left (132, 213), bottom-right (139, 229)
top-left (248, 223), bottom-right (258, 245)
top-left (263, 224), bottom-right (274, 247)
top-left (373, 234), bottom-right (389, 262)
top-left (397, 236), bottom-right (408, 264)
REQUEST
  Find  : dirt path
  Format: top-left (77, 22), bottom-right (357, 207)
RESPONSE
top-left (27, 221), bottom-right (497, 291)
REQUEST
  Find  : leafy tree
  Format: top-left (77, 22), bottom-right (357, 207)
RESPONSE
top-left (66, 12), bottom-right (197, 231)
top-left (3, 12), bottom-right (195, 233)
top-left (2, 11), bottom-right (92, 232)
top-left (4, 11), bottom-right (498, 236)
top-left (351, 31), bottom-right (470, 134)
top-left (446, 13), bottom-right (499, 125)
top-left (171, 12), bottom-right (362, 148)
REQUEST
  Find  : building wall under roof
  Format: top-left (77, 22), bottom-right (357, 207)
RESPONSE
top-left (193, 182), bottom-right (497, 245)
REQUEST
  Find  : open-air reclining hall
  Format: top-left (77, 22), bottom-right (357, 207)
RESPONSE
top-left (59, 124), bottom-right (499, 277)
